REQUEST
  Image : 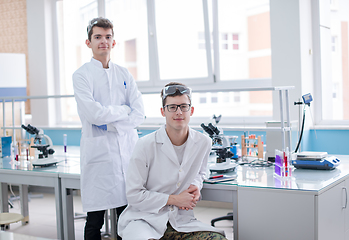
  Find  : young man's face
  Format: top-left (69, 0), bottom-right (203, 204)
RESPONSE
top-left (161, 94), bottom-right (194, 132)
top-left (86, 26), bottom-right (115, 58)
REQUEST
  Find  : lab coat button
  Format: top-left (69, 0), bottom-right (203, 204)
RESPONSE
top-left (179, 169), bottom-right (182, 172)
top-left (177, 182), bottom-right (181, 187)
top-left (170, 206), bottom-right (174, 211)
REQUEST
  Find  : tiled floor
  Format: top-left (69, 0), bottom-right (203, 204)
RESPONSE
top-left (5, 191), bottom-right (233, 240)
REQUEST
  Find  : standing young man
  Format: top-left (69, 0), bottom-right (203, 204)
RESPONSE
top-left (118, 82), bottom-right (226, 240)
top-left (73, 17), bottom-right (145, 240)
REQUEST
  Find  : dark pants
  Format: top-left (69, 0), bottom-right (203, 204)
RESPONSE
top-left (84, 205), bottom-right (127, 240)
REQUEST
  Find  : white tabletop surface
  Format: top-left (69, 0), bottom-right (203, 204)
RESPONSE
top-left (2, 146), bottom-right (349, 194)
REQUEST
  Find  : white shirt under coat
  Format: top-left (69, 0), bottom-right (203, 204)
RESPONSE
top-left (73, 58), bottom-right (145, 212)
top-left (118, 125), bottom-right (225, 240)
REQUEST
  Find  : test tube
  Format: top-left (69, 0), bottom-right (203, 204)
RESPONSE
top-left (14, 143), bottom-right (19, 162)
top-left (63, 134), bottom-right (67, 157)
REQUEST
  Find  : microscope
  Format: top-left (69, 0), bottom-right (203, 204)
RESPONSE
top-left (21, 124), bottom-right (58, 167)
top-left (201, 122), bottom-right (237, 173)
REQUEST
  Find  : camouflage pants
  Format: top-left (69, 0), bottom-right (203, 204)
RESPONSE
top-left (158, 223), bottom-right (227, 240)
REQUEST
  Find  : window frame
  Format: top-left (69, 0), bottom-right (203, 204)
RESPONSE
top-left (53, 0), bottom-right (273, 126)
top-left (137, 0), bottom-right (272, 125)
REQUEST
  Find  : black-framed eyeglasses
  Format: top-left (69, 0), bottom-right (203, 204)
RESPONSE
top-left (164, 104), bottom-right (191, 112)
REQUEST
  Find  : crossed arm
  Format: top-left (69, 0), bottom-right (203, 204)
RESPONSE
top-left (73, 70), bottom-right (144, 131)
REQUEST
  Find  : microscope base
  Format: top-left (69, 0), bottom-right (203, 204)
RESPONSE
top-left (32, 157), bottom-right (58, 167)
top-left (209, 162), bottom-right (237, 173)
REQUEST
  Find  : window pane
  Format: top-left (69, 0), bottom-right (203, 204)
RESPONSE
top-left (200, 93), bottom-right (207, 104)
top-left (211, 93), bottom-right (218, 103)
top-left (218, 0), bottom-right (271, 81)
top-left (192, 91), bottom-right (272, 117)
top-left (57, 0), bottom-right (97, 123)
top-left (232, 33), bottom-right (239, 41)
top-left (142, 91), bottom-right (272, 119)
top-left (155, 0), bottom-right (208, 79)
top-left (106, 0), bottom-right (149, 81)
top-left (143, 94), bottom-right (164, 119)
top-left (321, 0), bottom-right (349, 120)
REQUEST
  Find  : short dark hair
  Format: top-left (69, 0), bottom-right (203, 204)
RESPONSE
top-left (87, 17), bottom-right (114, 41)
top-left (161, 82), bottom-right (191, 107)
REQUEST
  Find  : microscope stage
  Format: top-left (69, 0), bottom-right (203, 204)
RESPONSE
top-left (32, 157), bottom-right (59, 167)
top-left (209, 162), bottom-right (237, 173)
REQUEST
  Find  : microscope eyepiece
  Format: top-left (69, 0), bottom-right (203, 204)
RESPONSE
top-left (21, 124), bottom-right (39, 135)
top-left (201, 123), bottom-right (214, 136)
top-left (208, 123), bottom-right (220, 135)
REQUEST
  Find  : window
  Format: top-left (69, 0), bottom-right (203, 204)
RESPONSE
top-left (105, 0), bottom-right (149, 81)
top-left (221, 33), bottom-right (228, 50)
top-left (220, 32), bottom-right (239, 51)
top-left (56, 0), bottom-right (272, 125)
top-left (332, 36), bottom-right (337, 52)
top-left (192, 91), bottom-right (271, 122)
top-left (218, 0), bottom-right (271, 81)
top-left (317, 0), bottom-right (349, 121)
top-left (56, 0), bottom-right (98, 123)
top-left (155, 0), bottom-right (209, 80)
top-left (199, 93), bottom-right (207, 104)
top-left (234, 92), bottom-right (241, 103)
top-left (211, 93), bottom-right (218, 103)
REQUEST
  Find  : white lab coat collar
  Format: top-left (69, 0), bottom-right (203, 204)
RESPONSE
top-left (90, 57), bottom-right (111, 69)
top-left (156, 125), bottom-right (200, 166)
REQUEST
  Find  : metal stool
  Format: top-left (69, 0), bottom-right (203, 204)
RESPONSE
top-left (0, 212), bottom-right (24, 230)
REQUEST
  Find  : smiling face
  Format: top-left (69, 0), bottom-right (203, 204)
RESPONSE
top-left (161, 94), bottom-right (194, 133)
top-left (85, 26), bottom-right (116, 60)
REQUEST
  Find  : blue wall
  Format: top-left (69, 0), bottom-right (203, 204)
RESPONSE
top-left (39, 128), bottom-right (268, 147)
top-left (35, 127), bottom-right (349, 155)
top-left (303, 129), bottom-right (349, 155)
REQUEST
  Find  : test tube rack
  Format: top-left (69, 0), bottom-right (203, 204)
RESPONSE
top-left (274, 149), bottom-right (292, 178)
top-left (241, 135), bottom-right (264, 159)
top-left (17, 138), bottom-right (35, 158)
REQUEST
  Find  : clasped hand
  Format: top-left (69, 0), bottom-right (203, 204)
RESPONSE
top-left (177, 184), bottom-right (200, 211)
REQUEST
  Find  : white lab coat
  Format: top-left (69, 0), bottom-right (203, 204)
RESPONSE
top-left (118, 125), bottom-right (225, 240)
top-left (73, 58), bottom-right (144, 212)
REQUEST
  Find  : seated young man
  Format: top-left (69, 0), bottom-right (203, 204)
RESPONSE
top-left (118, 82), bottom-right (227, 240)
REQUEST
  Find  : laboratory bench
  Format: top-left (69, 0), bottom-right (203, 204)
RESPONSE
top-left (203, 155), bottom-right (349, 240)
top-left (0, 146), bottom-right (80, 240)
top-left (230, 157), bottom-right (349, 240)
top-left (0, 158), bottom-right (65, 239)
top-left (1, 149), bottom-right (349, 240)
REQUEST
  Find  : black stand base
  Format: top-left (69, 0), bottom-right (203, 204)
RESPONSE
top-left (211, 212), bottom-right (233, 226)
